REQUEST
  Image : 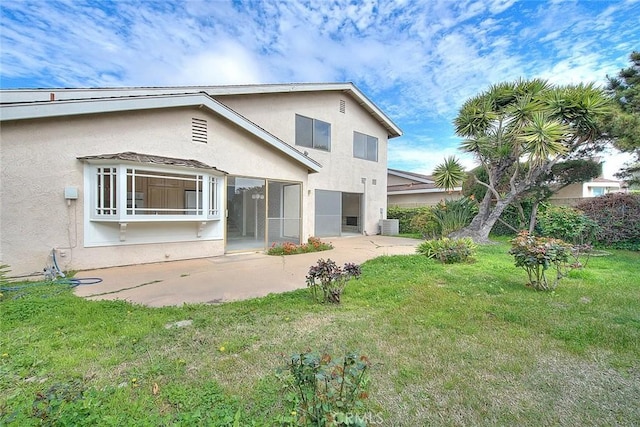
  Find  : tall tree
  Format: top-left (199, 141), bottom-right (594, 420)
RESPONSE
top-left (434, 79), bottom-right (609, 243)
top-left (604, 51), bottom-right (640, 187)
top-left (462, 159), bottom-right (602, 233)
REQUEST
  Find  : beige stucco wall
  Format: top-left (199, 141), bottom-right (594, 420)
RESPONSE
top-left (388, 192), bottom-right (462, 207)
top-left (550, 183), bottom-right (583, 200)
top-left (218, 92), bottom-right (390, 236)
top-left (0, 107), bottom-right (309, 276)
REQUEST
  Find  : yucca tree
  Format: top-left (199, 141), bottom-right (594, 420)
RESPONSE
top-left (433, 79), bottom-right (610, 242)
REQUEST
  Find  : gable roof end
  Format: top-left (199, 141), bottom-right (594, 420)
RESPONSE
top-left (1, 92), bottom-right (321, 173)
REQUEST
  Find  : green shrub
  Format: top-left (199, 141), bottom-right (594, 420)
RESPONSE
top-left (387, 206), bottom-right (431, 234)
top-left (432, 197), bottom-right (478, 237)
top-left (416, 237), bottom-right (477, 264)
top-left (490, 201), bottom-right (535, 236)
top-left (305, 259), bottom-right (361, 304)
top-left (409, 207), bottom-right (440, 239)
top-left (576, 193), bottom-right (640, 250)
top-left (280, 351), bottom-right (371, 426)
top-left (509, 231), bottom-right (572, 291)
top-left (537, 204), bottom-right (599, 245)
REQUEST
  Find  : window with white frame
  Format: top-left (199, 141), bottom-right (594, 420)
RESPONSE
top-left (353, 131), bottom-right (378, 161)
top-left (91, 165), bottom-right (222, 221)
top-left (96, 167), bottom-right (118, 216)
top-left (295, 114), bottom-right (331, 151)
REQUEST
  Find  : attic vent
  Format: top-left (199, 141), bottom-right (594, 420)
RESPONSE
top-left (372, 179), bottom-right (377, 185)
top-left (339, 99), bottom-right (346, 113)
top-left (192, 118), bottom-right (208, 144)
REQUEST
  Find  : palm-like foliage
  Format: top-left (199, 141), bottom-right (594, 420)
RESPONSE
top-left (433, 78), bottom-right (610, 241)
top-left (519, 112), bottom-right (569, 165)
top-left (433, 156), bottom-right (466, 192)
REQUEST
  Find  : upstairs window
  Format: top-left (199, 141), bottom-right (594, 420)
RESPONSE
top-left (295, 114), bottom-right (331, 151)
top-left (353, 131), bottom-right (378, 162)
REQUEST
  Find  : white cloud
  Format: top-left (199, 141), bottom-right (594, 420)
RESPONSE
top-left (601, 149), bottom-right (635, 180)
top-left (2, 0), bottom-right (638, 177)
top-left (388, 138), bottom-right (477, 176)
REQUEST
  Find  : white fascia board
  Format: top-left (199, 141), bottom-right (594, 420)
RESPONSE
top-left (1, 93), bottom-right (321, 173)
top-left (1, 82), bottom-right (403, 138)
top-left (388, 187), bottom-right (461, 195)
top-left (387, 169), bottom-right (434, 184)
top-left (584, 181), bottom-right (621, 187)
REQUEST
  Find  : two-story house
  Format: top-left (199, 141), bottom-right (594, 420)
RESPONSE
top-left (0, 83), bottom-right (402, 277)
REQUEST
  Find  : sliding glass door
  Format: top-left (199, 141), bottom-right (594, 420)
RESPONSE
top-left (226, 177), bottom-right (301, 252)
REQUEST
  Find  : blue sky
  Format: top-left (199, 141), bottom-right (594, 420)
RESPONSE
top-left (1, 0), bottom-right (638, 178)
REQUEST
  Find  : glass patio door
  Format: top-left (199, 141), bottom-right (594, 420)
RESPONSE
top-left (226, 177), bottom-right (302, 252)
top-left (226, 177), bottom-right (266, 251)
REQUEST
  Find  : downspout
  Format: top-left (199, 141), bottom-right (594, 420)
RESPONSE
top-left (361, 177), bottom-right (367, 235)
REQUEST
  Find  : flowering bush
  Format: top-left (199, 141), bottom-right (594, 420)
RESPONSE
top-left (306, 259), bottom-right (361, 304)
top-left (509, 231), bottom-right (572, 291)
top-left (267, 237), bottom-right (333, 256)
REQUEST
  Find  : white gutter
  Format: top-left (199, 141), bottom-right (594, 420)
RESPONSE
top-left (388, 187), bottom-right (462, 195)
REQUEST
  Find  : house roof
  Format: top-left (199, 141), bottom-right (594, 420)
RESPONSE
top-left (0, 82), bottom-right (402, 138)
top-left (387, 182), bottom-right (462, 194)
top-left (1, 92), bottom-right (322, 173)
top-left (387, 168), bottom-right (461, 194)
top-left (587, 177), bottom-right (621, 184)
top-left (77, 152), bottom-right (228, 174)
top-left (388, 168), bottom-right (435, 184)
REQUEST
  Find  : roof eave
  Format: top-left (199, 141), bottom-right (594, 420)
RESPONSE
top-left (1, 93), bottom-right (322, 173)
top-left (388, 187), bottom-right (462, 195)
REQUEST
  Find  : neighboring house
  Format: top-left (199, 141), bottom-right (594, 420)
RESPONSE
top-left (550, 177), bottom-right (624, 205)
top-left (0, 83), bottom-right (402, 277)
top-left (387, 168), bottom-right (462, 207)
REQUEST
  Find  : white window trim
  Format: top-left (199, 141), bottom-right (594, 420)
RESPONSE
top-left (85, 163), bottom-right (223, 222)
top-left (353, 131), bottom-right (378, 162)
top-left (295, 114), bottom-right (331, 152)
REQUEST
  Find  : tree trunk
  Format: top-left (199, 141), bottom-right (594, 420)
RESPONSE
top-left (450, 195), bottom-right (516, 243)
top-left (528, 201), bottom-right (540, 233)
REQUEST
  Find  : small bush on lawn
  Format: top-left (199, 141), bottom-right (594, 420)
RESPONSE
top-left (537, 204), bottom-right (599, 245)
top-left (509, 231), bottom-right (572, 291)
top-left (416, 237), bottom-right (477, 264)
top-left (279, 350), bottom-right (371, 426)
top-left (433, 197), bottom-right (478, 237)
top-left (306, 259), bottom-right (361, 304)
top-left (576, 193), bottom-right (640, 250)
top-left (268, 237), bottom-right (333, 255)
top-left (409, 206), bottom-right (440, 239)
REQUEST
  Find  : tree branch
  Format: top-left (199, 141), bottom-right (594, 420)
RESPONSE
top-left (473, 175), bottom-right (500, 200)
top-left (497, 216), bottom-right (519, 233)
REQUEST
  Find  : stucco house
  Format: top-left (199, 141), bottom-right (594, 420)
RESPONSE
top-left (0, 83), bottom-right (402, 277)
top-left (387, 168), bottom-right (462, 207)
top-left (550, 177), bottom-right (624, 206)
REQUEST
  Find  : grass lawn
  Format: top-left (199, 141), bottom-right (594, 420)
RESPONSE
top-left (1, 242), bottom-right (639, 426)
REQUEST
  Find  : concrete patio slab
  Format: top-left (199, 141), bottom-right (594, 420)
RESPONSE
top-left (73, 235), bottom-right (421, 307)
